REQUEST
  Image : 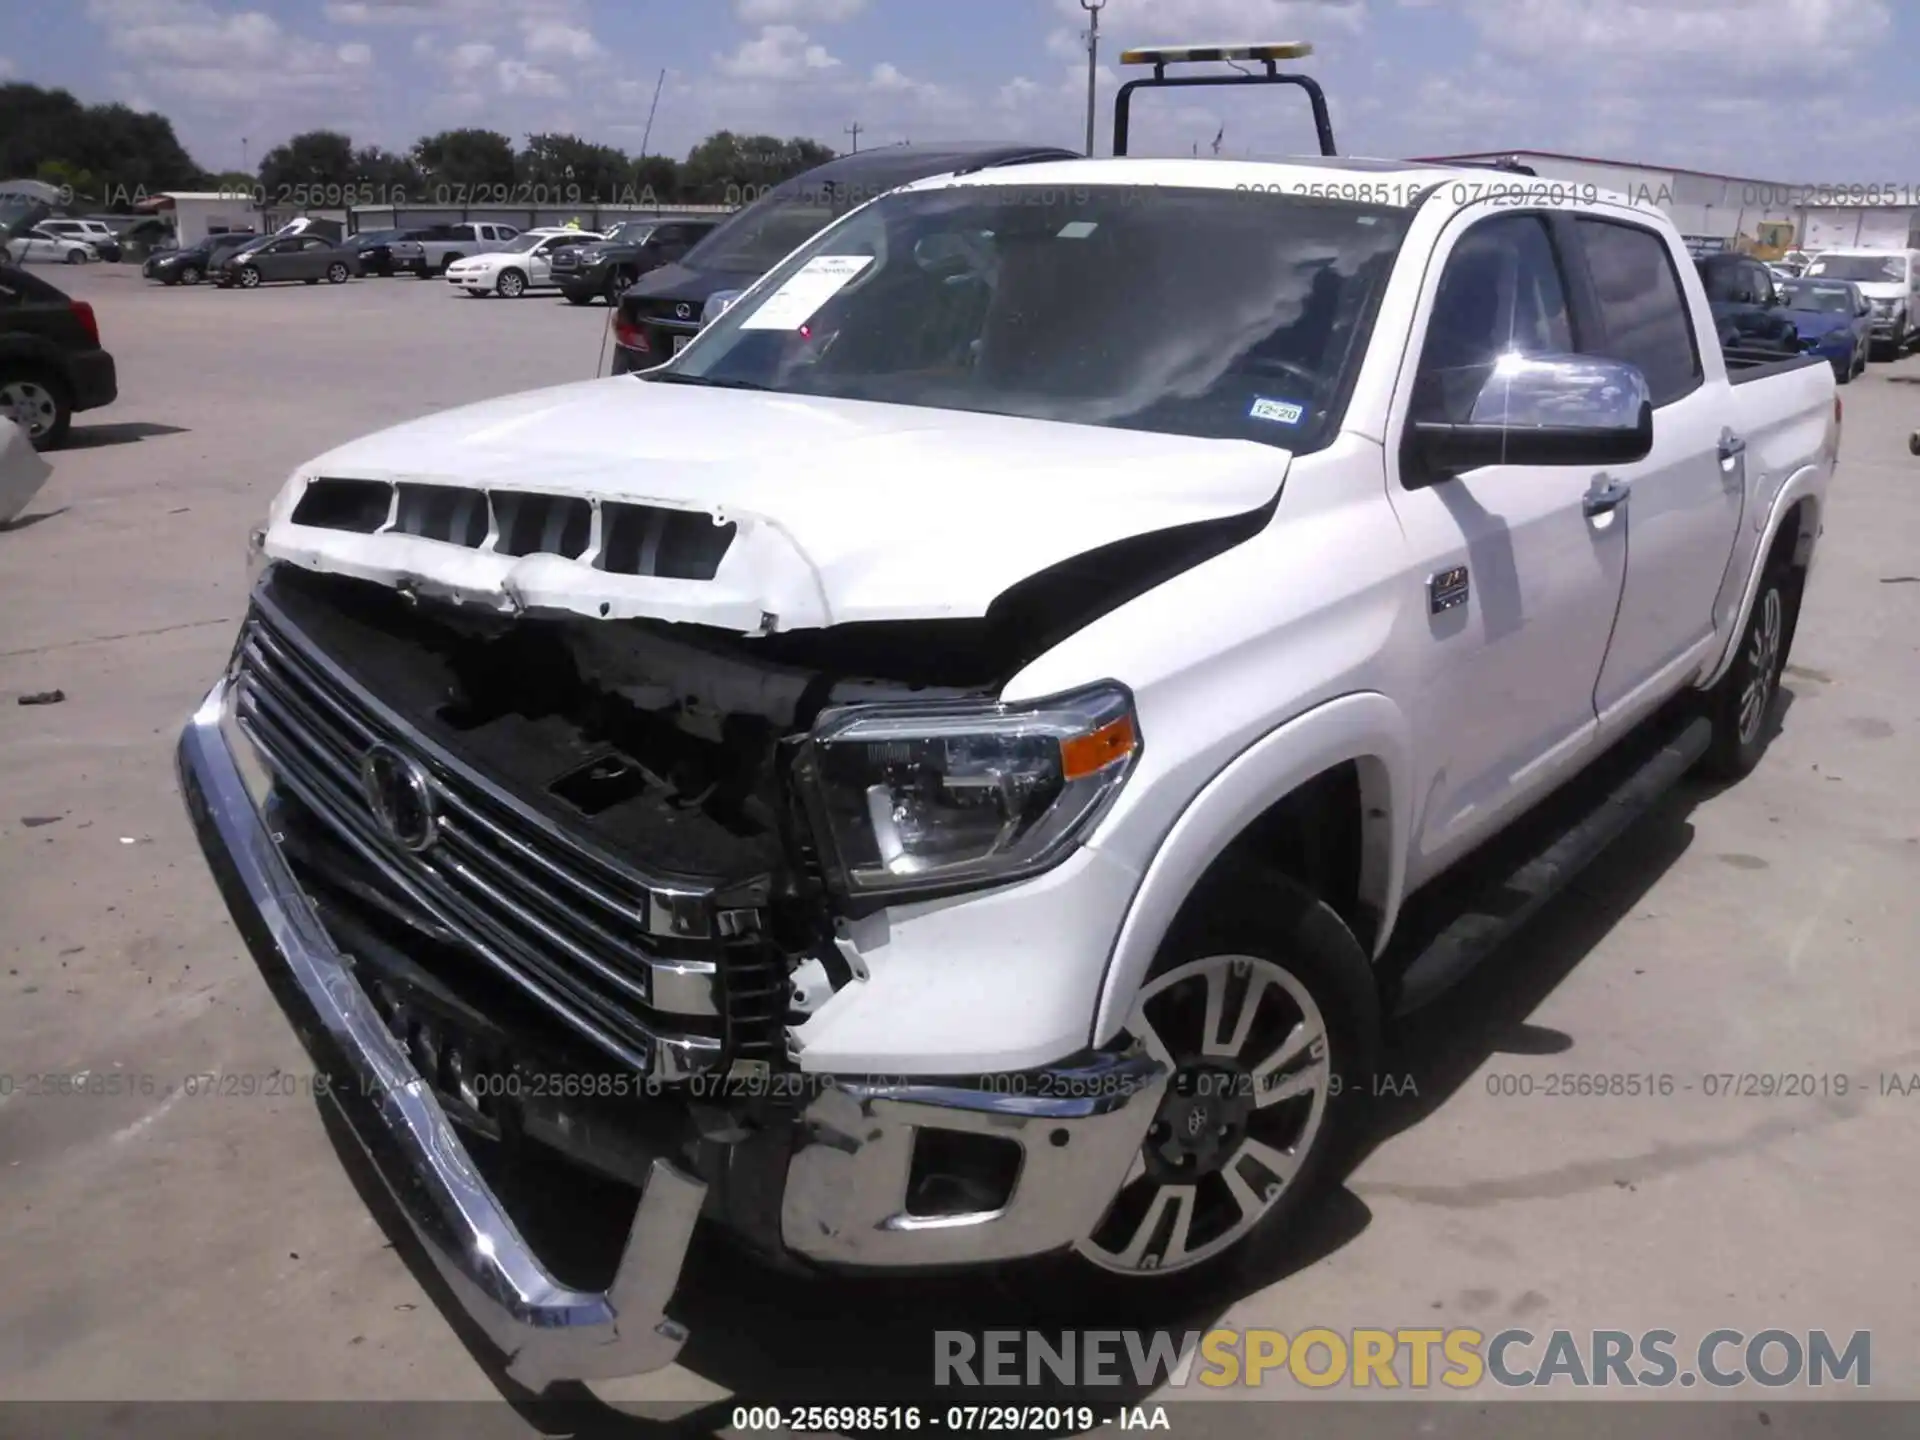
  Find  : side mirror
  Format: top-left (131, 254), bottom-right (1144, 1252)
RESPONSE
top-left (1410, 354), bottom-right (1654, 472)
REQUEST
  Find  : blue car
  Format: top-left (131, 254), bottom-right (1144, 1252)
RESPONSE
top-left (1777, 277), bottom-right (1873, 382)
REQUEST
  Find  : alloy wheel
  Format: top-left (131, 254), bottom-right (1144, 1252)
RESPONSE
top-left (0, 379), bottom-right (60, 440)
top-left (1077, 953), bottom-right (1333, 1275)
top-left (1737, 585), bottom-right (1784, 746)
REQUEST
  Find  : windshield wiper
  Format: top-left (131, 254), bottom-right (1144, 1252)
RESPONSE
top-left (642, 372), bottom-right (771, 391)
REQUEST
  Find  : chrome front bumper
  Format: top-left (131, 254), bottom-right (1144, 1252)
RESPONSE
top-left (176, 679), bottom-right (706, 1391)
top-left (179, 673), bottom-right (1169, 1383)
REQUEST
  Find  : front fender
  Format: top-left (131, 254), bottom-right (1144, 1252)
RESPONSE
top-left (1699, 462), bottom-right (1826, 691)
top-left (1089, 691), bottom-right (1415, 1048)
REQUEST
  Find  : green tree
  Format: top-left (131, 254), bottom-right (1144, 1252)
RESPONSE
top-left (631, 154), bottom-right (682, 204)
top-left (411, 128), bottom-right (516, 193)
top-left (257, 130), bottom-right (356, 199)
top-left (351, 145), bottom-right (424, 201)
top-left (0, 84), bottom-right (202, 209)
top-left (516, 133), bottom-right (630, 202)
top-left (679, 131), bottom-right (836, 204)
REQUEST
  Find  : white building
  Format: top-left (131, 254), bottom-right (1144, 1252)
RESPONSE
top-left (1416, 149), bottom-right (1918, 258)
top-left (132, 191), bottom-right (263, 247)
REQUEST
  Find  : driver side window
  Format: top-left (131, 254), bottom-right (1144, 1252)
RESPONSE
top-left (1410, 214), bottom-right (1573, 425)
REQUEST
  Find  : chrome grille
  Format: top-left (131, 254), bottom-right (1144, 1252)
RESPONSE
top-left (230, 603), bottom-right (761, 1079)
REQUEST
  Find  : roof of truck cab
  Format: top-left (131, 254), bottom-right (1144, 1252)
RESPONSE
top-left (902, 155), bottom-right (1650, 210)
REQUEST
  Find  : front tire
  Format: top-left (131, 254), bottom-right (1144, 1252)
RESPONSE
top-left (1071, 865), bottom-right (1378, 1293)
top-left (237, 265), bottom-right (262, 289)
top-left (181, 264), bottom-right (203, 285)
top-left (65, 250), bottom-right (87, 265)
top-left (1697, 558), bottom-right (1798, 782)
top-left (326, 262), bottom-right (349, 284)
top-left (496, 268), bottom-right (526, 298)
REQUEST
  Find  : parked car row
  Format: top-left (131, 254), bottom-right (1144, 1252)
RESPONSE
top-left (1696, 249), bottom-right (1913, 382)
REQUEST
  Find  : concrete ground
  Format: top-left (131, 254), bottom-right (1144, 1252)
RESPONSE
top-left (1, 264), bottom-right (1916, 1428)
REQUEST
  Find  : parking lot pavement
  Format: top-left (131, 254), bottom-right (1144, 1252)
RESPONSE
top-left (2, 265), bottom-right (1917, 1415)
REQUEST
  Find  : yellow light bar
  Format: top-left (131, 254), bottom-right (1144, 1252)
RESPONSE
top-left (1120, 41), bottom-right (1313, 65)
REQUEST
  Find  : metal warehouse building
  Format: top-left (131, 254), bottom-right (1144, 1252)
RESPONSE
top-left (1419, 149), bottom-right (1920, 258)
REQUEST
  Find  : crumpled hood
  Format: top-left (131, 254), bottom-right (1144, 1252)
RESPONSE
top-left (263, 376), bottom-right (1290, 633)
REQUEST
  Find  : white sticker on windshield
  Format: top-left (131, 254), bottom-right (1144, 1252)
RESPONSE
top-left (1057, 221), bottom-right (1098, 239)
top-left (1249, 396), bottom-right (1306, 425)
top-left (737, 254), bottom-right (874, 330)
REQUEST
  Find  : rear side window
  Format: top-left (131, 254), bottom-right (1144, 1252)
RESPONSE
top-left (1410, 214), bottom-right (1573, 425)
top-left (1573, 218), bottom-right (1702, 406)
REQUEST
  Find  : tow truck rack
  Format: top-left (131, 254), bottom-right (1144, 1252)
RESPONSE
top-left (1112, 42), bottom-right (1336, 158)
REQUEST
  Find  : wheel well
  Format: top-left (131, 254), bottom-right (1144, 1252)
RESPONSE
top-left (1770, 496), bottom-right (1818, 574)
top-left (1178, 761), bottom-right (1379, 955)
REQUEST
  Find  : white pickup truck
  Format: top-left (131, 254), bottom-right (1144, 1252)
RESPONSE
top-left (177, 48), bottom-right (1837, 1390)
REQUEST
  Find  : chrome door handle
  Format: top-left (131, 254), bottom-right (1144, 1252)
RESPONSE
top-left (1718, 430), bottom-right (1747, 462)
top-left (1583, 476), bottom-right (1630, 518)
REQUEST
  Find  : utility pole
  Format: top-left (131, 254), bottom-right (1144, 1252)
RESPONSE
top-left (845, 121), bottom-right (863, 153)
top-left (241, 137), bottom-right (249, 176)
top-left (638, 69), bottom-right (665, 159)
top-left (1080, 0), bottom-right (1106, 157)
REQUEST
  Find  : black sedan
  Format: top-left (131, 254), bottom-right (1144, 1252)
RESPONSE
top-left (553, 218), bottom-right (717, 305)
top-left (143, 233), bottom-right (259, 286)
top-left (342, 228), bottom-right (419, 277)
top-left (0, 261), bottom-right (118, 449)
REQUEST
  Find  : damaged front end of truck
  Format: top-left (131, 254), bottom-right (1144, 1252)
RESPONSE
top-left (177, 451), bottom-right (1275, 1388)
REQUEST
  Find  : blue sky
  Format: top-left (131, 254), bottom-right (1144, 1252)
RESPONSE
top-left (6, 0), bottom-right (1915, 181)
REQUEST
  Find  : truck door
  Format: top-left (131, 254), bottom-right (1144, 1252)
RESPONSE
top-left (1572, 215), bottom-right (1742, 724)
top-left (1387, 210), bottom-right (1629, 877)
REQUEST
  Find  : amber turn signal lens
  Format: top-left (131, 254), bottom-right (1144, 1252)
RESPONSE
top-left (1060, 713), bottom-right (1138, 781)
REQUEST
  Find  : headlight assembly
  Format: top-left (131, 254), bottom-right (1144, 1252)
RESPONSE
top-left (791, 682), bottom-right (1140, 904)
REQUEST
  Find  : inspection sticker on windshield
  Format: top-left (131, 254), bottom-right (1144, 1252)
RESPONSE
top-left (1249, 397), bottom-right (1306, 425)
top-left (737, 254), bottom-right (873, 330)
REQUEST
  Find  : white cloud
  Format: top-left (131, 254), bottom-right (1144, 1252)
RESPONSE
top-left (1047, 0), bottom-right (1365, 40)
top-left (324, 0), bottom-right (581, 24)
top-left (521, 19), bottom-right (605, 62)
top-left (495, 58), bottom-right (564, 97)
top-left (0, 54), bottom-right (14, 76)
top-left (732, 0), bottom-right (867, 22)
top-left (85, 0), bottom-right (378, 129)
top-left (447, 40), bottom-right (495, 71)
top-left (714, 24), bottom-right (841, 80)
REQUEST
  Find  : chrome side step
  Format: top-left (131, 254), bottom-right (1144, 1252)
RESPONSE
top-left (1390, 716), bottom-right (1712, 1018)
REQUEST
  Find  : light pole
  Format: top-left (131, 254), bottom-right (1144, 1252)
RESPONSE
top-left (1080, 0), bottom-right (1106, 157)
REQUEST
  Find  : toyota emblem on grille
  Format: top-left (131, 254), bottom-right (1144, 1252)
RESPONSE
top-left (360, 744), bottom-right (439, 852)
top-left (675, 302), bottom-right (692, 319)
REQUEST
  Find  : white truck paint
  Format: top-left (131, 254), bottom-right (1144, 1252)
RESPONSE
top-left (186, 150), bottom-right (1838, 1371)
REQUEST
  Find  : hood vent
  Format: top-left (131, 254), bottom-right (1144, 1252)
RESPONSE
top-left (288, 477), bottom-right (736, 579)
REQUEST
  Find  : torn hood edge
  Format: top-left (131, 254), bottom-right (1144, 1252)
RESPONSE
top-left (260, 423), bottom-right (1293, 636)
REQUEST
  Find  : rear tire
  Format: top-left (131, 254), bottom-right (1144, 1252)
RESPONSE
top-left (0, 368), bottom-right (73, 450)
top-left (1063, 864), bottom-right (1379, 1306)
top-left (565, 290), bottom-right (591, 306)
top-left (1697, 557), bottom-right (1799, 782)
